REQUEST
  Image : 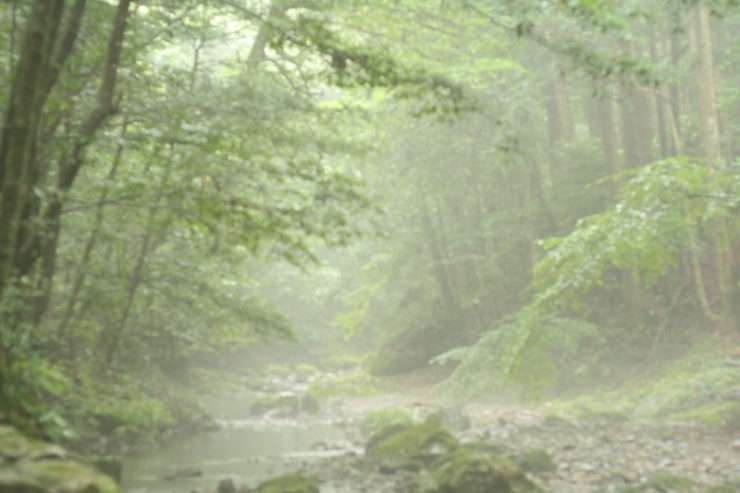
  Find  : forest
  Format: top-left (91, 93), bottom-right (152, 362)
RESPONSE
top-left (0, 1), bottom-right (738, 492)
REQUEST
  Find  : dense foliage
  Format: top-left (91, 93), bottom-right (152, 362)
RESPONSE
top-left (0, 0), bottom-right (738, 446)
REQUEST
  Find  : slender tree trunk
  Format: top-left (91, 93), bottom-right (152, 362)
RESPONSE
top-left (28, 0), bottom-right (131, 328)
top-left (103, 146), bottom-right (174, 368)
top-left (57, 119), bottom-right (129, 341)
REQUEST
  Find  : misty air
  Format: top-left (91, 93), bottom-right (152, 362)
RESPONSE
top-left (0, 1), bottom-right (738, 493)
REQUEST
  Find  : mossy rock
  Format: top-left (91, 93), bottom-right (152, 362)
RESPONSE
top-left (365, 423), bottom-right (414, 451)
top-left (361, 407), bottom-right (415, 435)
top-left (415, 449), bottom-right (544, 493)
top-left (509, 448), bottom-right (555, 473)
top-left (249, 394), bottom-right (300, 416)
top-left (365, 417), bottom-right (458, 472)
top-left (460, 441), bottom-right (506, 455)
top-left (256, 473), bottom-right (319, 493)
top-left (0, 426), bottom-right (119, 493)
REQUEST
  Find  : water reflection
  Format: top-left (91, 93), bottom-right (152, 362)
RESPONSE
top-left (122, 397), bottom-right (344, 493)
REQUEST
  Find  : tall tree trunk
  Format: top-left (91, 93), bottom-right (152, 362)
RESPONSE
top-left (546, 68), bottom-right (575, 146)
top-left (0, 0), bottom-right (65, 301)
top-left (419, 198), bottom-right (457, 314)
top-left (595, 86), bottom-right (621, 189)
top-left (690, 5), bottom-right (738, 332)
top-left (649, 35), bottom-right (671, 158)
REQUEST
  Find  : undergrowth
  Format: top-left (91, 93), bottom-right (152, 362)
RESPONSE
top-left (547, 339), bottom-right (740, 426)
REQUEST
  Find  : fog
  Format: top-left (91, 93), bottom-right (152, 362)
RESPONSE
top-left (0, 1), bottom-right (738, 492)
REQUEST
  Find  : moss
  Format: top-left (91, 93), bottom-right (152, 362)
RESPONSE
top-left (417, 449), bottom-right (544, 493)
top-left (668, 401), bottom-right (740, 426)
top-left (643, 470), bottom-right (696, 492)
top-left (366, 417), bottom-right (458, 472)
top-left (361, 407), bottom-right (415, 434)
top-left (365, 423), bottom-right (413, 451)
top-left (510, 448), bottom-right (555, 473)
top-left (461, 441), bottom-right (506, 455)
top-left (703, 485), bottom-right (738, 493)
top-left (256, 473), bottom-right (319, 493)
top-left (0, 426), bottom-right (119, 493)
top-left (249, 395), bottom-right (299, 416)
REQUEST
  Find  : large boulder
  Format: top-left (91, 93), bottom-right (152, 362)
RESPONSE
top-left (0, 425), bottom-right (119, 493)
top-left (365, 417), bottom-right (458, 472)
top-left (415, 449), bottom-right (544, 493)
top-left (256, 473), bottom-right (319, 493)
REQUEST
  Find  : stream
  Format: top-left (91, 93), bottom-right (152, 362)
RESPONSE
top-left (121, 394), bottom-right (347, 493)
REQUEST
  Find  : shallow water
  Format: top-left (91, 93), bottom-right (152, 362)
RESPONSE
top-left (122, 395), bottom-right (345, 493)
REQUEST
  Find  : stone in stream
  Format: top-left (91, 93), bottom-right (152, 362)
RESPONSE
top-left (509, 448), bottom-right (555, 473)
top-left (248, 392), bottom-right (321, 417)
top-left (255, 473), bottom-right (319, 493)
top-left (162, 467), bottom-right (202, 481)
top-left (217, 478), bottom-right (237, 493)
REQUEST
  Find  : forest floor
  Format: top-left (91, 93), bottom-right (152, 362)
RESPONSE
top-left (291, 364), bottom-right (740, 493)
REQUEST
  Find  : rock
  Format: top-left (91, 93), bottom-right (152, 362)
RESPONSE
top-left (299, 394), bottom-right (321, 414)
top-left (0, 425), bottom-right (119, 493)
top-left (256, 473), bottom-right (319, 493)
top-left (430, 406), bottom-right (470, 431)
top-left (217, 478), bottom-right (237, 493)
top-left (162, 467), bottom-right (202, 481)
top-left (510, 448), bottom-right (555, 473)
top-left (365, 417), bottom-right (458, 472)
top-left (415, 449), bottom-right (545, 493)
top-left (249, 395), bottom-right (300, 417)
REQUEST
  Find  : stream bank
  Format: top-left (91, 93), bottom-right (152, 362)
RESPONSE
top-left (120, 362), bottom-right (739, 493)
